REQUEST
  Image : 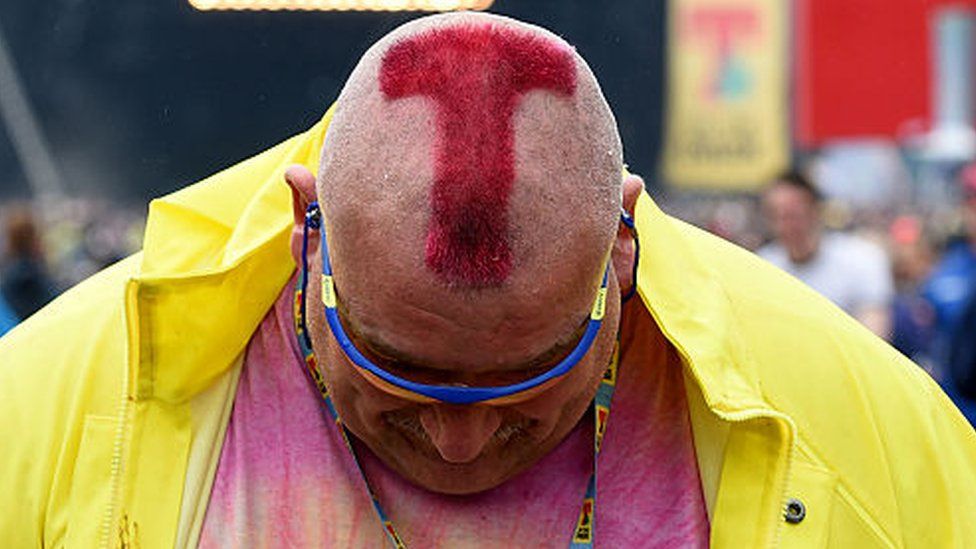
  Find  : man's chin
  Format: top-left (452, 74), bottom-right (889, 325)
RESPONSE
top-left (385, 451), bottom-right (530, 495)
top-left (360, 412), bottom-right (548, 494)
top-left (366, 429), bottom-right (540, 495)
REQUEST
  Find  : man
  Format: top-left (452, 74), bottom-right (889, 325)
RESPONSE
top-left (951, 288), bottom-right (976, 401)
top-left (2, 12), bottom-right (975, 548)
top-left (923, 163), bottom-right (976, 422)
top-left (1, 206), bottom-right (58, 320)
top-left (759, 171), bottom-right (895, 339)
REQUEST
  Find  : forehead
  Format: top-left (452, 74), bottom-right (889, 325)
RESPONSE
top-left (332, 258), bottom-right (603, 373)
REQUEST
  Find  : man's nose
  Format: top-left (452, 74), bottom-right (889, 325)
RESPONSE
top-left (419, 404), bottom-right (502, 464)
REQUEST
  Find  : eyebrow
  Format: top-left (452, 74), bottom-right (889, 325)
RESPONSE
top-left (336, 295), bottom-right (590, 376)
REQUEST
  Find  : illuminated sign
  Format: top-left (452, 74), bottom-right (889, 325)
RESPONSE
top-left (189, 0), bottom-right (493, 10)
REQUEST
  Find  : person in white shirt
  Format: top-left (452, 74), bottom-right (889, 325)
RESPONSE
top-left (759, 171), bottom-right (894, 338)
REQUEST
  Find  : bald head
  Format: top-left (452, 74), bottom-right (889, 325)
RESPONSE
top-left (319, 12), bottom-right (622, 296)
top-left (298, 14), bottom-right (628, 492)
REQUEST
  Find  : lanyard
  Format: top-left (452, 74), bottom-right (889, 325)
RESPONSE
top-left (292, 273), bottom-right (620, 548)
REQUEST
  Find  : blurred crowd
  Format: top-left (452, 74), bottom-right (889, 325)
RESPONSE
top-left (0, 198), bottom-right (144, 335)
top-left (1, 158), bottom-right (975, 425)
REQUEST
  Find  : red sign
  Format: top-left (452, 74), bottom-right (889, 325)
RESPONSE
top-left (794, 0), bottom-right (933, 145)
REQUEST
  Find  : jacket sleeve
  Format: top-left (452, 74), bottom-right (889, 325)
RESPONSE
top-left (898, 364), bottom-right (976, 547)
top-left (684, 219), bottom-right (976, 546)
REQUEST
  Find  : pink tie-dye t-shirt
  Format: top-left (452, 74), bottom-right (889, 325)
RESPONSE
top-left (198, 284), bottom-right (710, 547)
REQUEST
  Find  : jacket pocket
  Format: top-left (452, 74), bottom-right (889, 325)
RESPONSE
top-left (65, 415), bottom-right (117, 548)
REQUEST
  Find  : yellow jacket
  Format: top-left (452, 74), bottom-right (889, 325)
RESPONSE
top-left (2, 108), bottom-right (975, 548)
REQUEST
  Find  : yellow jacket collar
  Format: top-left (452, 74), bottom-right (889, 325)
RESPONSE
top-left (127, 109), bottom-right (332, 402)
top-left (632, 193), bottom-right (768, 414)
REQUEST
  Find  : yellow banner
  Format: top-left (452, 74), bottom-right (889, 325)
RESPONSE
top-left (662, 0), bottom-right (788, 190)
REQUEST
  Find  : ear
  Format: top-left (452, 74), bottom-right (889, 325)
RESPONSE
top-left (612, 173), bottom-right (645, 299)
top-left (285, 164), bottom-right (319, 266)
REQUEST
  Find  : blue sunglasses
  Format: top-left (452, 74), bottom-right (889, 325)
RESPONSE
top-left (300, 202), bottom-right (638, 405)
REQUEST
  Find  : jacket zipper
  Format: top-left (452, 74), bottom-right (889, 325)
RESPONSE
top-left (717, 407), bottom-right (796, 548)
top-left (100, 364), bottom-right (131, 547)
top-left (101, 284), bottom-right (138, 548)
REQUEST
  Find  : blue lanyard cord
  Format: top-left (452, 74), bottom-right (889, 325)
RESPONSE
top-left (295, 203), bottom-right (620, 547)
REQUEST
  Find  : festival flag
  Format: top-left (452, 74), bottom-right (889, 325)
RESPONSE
top-left (662, 0), bottom-right (789, 189)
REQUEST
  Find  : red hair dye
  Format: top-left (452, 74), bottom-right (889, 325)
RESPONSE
top-left (380, 23), bottom-right (577, 286)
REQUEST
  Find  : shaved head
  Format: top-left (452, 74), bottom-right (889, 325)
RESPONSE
top-left (303, 12), bottom-right (626, 493)
top-left (319, 12), bottom-right (622, 304)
